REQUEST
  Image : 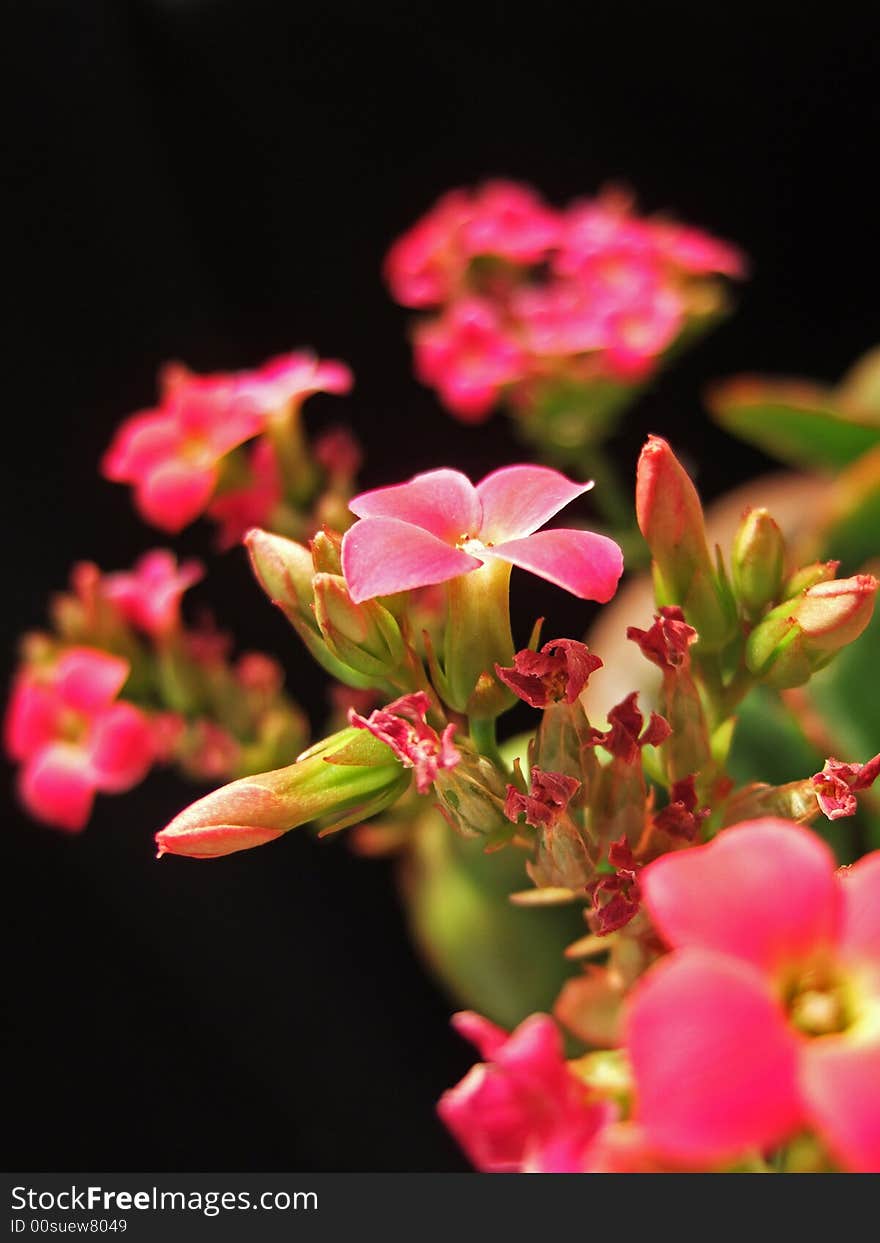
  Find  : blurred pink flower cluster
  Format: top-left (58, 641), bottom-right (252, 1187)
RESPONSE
top-left (385, 181), bottom-right (745, 421)
top-left (5, 550), bottom-right (306, 831)
top-left (103, 351), bottom-right (357, 542)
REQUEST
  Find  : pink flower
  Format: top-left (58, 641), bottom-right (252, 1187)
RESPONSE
top-left (5, 649), bottom-right (154, 831)
top-left (103, 373), bottom-right (263, 532)
top-left (600, 283), bottom-right (685, 380)
top-left (413, 298), bottom-right (527, 421)
top-left (438, 1011), bottom-right (613, 1172)
top-left (103, 550), bottom-right (203, 638)
top-left (229, 350), bottom-right (352, 416)
top-left (103, 352), bottom-right (351, 532)
top-left (348, 691), bottom-right (459, 795)
top-left (812, 754), bottom-right (880, 821)
top-left (462, 180), bottom-right (561, 264)
top-left (207, 440), bottom-right (282, 551)
top-left (383, 190), bottom-right (473, 308)
top-left (495, 639), bottom-right (603, 708)
top-left (648, 221), bottom-right (747, 278)
top-left (341, 465), bottom-right (624, 604)
top-left (627, 819), bottom-right (880, 1171)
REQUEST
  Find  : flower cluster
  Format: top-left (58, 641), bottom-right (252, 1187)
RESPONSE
top-left (5, 550), bottom-right (306, 831)
top-left (386, 181), bottom-right (745, 433)
top-left (442, 820), bottom-right (880, 1173)
top-left (103, 350), bottom-right (358, 545)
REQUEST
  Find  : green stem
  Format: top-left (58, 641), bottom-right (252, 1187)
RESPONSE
top-left (266, 405), bottom-right (316, 505)
top-left (469, 716), bottom-right (506, 771)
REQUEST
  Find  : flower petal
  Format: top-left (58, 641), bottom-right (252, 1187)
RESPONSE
top-left (88, 703), bottom-right (155, 792)
top-left (55, 649), bottom-right (130, 714)
top-left (19, 744), bottom-right (96, 832)
top-left (4, 676), bottom-right (61, 761)
top-left (342, 516), bottom-right (480, 602)
top-left (838, 851), bottom-right (880, 965)
top-left (476, 465), bottom-right (593, 542)
top-left (348, 468), bottom-right (481, 542)
top-left (137, 461), bottom-right (218, 532)
top-left (451, 1011), bottom-right (510, 1061)
top-left (800, 1039), bottom-right (880, 1172)
top-left (488, 528), bottom-right (624, 602)
top-left (627, 949), bottom-right (802, 1164)
top-left (641, 818), bottom-right (842, 973)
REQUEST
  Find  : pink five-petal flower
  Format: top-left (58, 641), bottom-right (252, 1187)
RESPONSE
top-left (103, 550), bottom-right (204, 638)
top-left (438, 1011), bottom-right (613, 1173)
top-left (383, 189), bottom-right (473, 308)
top-left (5, 648), bottom-right (154, 832)
top-left (413, 298), bottom-right (527, 422)
top-left (348, 691), bottom-right (460, 795)
top-left (462, 180), bottom-right (561, 263)
top-left (341, 464), bottom-right (623, 605)
top-left (626, 819), bottom-right (880, 1171)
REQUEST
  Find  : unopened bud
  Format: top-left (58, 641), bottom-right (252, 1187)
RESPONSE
top-left (313, 573), bottom-right (405, 679)
top-left (731, 507), bottom-right (785, 618)
top-left (245, 528), bottom-right (315, 628)
top-left (783, 560), bottom-right (840, 598)
top-left (310, 527), bottom-right (344, 575)
top-left (746, 574), bottom-right (878, 688)
top-left (156, 726), bottom-right (409, 858)
top-left (635, 437), bottom-right (737, 650)
top-left (434, 750), bottom-right (510, 839)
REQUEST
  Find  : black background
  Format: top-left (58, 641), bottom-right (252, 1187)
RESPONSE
top-left (4, 1), bottom-right (879, 1171)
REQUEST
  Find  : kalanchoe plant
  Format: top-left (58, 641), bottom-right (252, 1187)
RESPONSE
top-left (7, 190), bottom-right (880, 1172)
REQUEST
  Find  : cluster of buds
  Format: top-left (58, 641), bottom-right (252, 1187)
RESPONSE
top-left (4, 550), bottom-right (307, 831)
top-left (386, 181), bottom-right (745, 451)
top-left (103, 350), bottom-right (360, 547)
top-left (637, 436), bottom-right (877, 696)
top-left (440, 819), bottom-right (880, 1173)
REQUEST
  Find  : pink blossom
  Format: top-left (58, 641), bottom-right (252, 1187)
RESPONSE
top-left (103, 352), bottom-right (351, 532)
top-left (438, 1011), bottom-right (613, 1172)
top-left (341, 465), bottom-right (624, 604)
top-left (104, 550), bottom-right (203, 638)
top-left (207, 440), bottom-right (282, 551)
top-left (504, 768), bottom-right (581, 829)
top-left (812, 754), bottom-right (880, 821)
top-left (348, 691), bottom-right (459, 795)
top-left (462, 180), bottom-right (561, 264)
top-left (228, 350), bottom-right (352, 416)
top-left (413, 298), bottom-right (527, 421)
top-left (648, 221), bottom-right (747, 278)
top-left (5, 649), bottom-right (154, 831)
top-left (627, 819), bottom-right (880, 1171)
top-left (383, 190), bottom-right (472, 307)
top-left (496, 638), bottom-right (603, 708)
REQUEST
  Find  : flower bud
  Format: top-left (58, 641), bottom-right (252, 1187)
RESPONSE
top-left (245, 528), bottom-right (315, 628)
top-left (156, 725), bottom-right (409, 858)
top-left (745, 574), bottom-right (878, 688)
top-left (635, 436), bottom-right (737, 650)
top-left (783, 560), bottom-right (840, 598)
top-left (246, 527), bottom-right (376, 689)
top-left (731, 507), bottom-right (785, 618)
top-left (310, 527), bottom-right (344, 575)
top-left (433, 750), bottom-right (511, 839)
top-left (313, 573), bottom-right (405, 679)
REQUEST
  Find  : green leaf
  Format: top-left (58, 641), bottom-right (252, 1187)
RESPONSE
top-left (708, 377), bottom-right (880, 471)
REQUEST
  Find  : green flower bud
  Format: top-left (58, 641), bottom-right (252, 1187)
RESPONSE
top-left (746, 574), bottom-right (878, 688)
top-left (731, 507), bottom-right (785, 618)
